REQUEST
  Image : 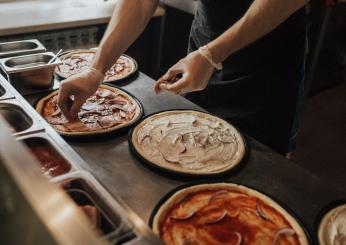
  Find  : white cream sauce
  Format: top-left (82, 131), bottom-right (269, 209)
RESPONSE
top-left (136, 113), bottom-right (241, 172)
top-left (324, 206), bottom-right (346, 245)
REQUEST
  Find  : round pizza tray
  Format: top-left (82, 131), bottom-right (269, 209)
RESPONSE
top-left (55, 49), bottom-right (138, 83)
top-left (35, 84), bottom-right (144, 139)
top-left (148, 181), bottom-right (312, 244)
top-left (315, 199), bottom-right (346, 245)
top-left (128, 109), bottom-right (249, 179)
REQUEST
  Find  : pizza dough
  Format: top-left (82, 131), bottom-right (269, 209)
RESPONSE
top-left (319, 204), bottom-right (346, 245)
top-left (55, 50), bottom-right (137, 82)
top-left (36, 85), bottom-right (141, 136)
top-left (131, 110), bottom-right (246, 175)
top-left (152, 183), bottom-right (309, 245)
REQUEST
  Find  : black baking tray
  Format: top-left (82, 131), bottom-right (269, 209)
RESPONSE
top-left (148, 180), bottom-right (312, 244)
top-left (314, 199), bottom-right (346, 244)
top-left (128, 109), bottom-right (249, 180)
top-left (33, 84), bottom-right (144, 141)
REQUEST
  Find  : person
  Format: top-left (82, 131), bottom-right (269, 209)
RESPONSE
top-left (58, 0), bottom-right (309, 155)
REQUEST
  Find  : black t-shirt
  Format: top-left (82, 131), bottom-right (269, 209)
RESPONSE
top-left (198, 0), bottom-right (253, 31)
top-left (186, 0), bottom-right (308, 154)
top-left (192, 0), bottom-right (307, 78)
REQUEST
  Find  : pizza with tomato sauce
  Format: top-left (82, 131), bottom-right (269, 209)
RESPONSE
top-left (36, 85), bottom-right (142, 136)
top-left (55, 50), bottom-right (137, 82)
top-left (152, 183), bottom-right (309, 245)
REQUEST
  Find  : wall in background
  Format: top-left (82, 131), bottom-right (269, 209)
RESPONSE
top-left (0, 16), bottom-right (165, 78)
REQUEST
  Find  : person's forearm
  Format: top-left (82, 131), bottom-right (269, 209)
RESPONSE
top-left (208, 0), bottom-right (308, 64)
top-left (92, 0), bottom-right (159, 74)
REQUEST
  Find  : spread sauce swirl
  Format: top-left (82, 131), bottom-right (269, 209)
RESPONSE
top-left (133, 111), bottom-right (245, 174)
top-left (319, 205), bottom-right (346, 245)
top-left (156, 186), bottom-right (307, 245)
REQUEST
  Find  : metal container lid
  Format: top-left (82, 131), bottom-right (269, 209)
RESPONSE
top-left (0, 52), bottom-right (62, 74)
top-left (0, 39), bottom-right (46, 58)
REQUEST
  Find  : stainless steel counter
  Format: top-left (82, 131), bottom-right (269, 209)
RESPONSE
top-left (24, 72), bottom-right (346, 244)
top-left (1, 73), bottom-right (163, 244)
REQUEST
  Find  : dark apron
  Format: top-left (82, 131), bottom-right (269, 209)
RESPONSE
top-left (186, 0), bottom-right (307, 154)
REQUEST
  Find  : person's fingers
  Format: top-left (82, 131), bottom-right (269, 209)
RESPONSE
top-left (69, 94), bottom-right (88, 119)
top-left (163, 66), bottom-right (183, 81)
top-left (159, 82), bottom-right (168, 92)
top-left (154, 77), bottom-right (182, 94)
top-left (164, 76), bottom-right (190, 94)
top-left (154, 64), bottom-right (184, 94)
top-left (154, 79), bottom-right (166, 94)
top-left (58, 89), bottom-right (72, 120)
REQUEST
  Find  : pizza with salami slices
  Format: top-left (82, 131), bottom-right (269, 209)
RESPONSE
top-left (36, 85), bottom-right (141, 136)
top-left (55, 50), bottom-right (137, 82)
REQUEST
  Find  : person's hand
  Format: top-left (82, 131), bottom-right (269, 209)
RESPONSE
top-left (154, 50), bottom-right (214, 95)
top-left (58, 68), bottom-right (104, 120)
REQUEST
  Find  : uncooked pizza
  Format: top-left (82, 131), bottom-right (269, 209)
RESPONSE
top-left (36, 85), bottom-right (142, 136)
top-left (55, 50), bottom-right (137, 82)
top-left (152, 183), bottom-right (309, 245)
top-left (318, 204), bottom-right (346, 245)
top-left (130, 110), bottom-right (246, 175)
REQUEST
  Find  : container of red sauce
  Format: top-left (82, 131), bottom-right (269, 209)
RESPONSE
top-left (22, 137), bottom-right (71, 177)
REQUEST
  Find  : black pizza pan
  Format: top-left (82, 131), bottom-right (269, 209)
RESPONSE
top-left (314, 199), bottom-right (346, 244)
top-left (128, 109), bottom-right (249, 180)
top-left (55, 49), bottom-right (138, 84)
top-left (148, 180), bottom-right (312, 244)
top-left (34, 84), bottom-right (144, 141)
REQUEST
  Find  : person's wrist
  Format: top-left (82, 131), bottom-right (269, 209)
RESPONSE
top-left (84, 67), bottom-right (104, 85)
top-left (198, 45), bottom-right (223, 71)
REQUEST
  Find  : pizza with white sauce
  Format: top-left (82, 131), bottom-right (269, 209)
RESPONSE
top-left (130, 110), bottom-right (246, 175)
top-left (318, 204), bottom-right (346, 245)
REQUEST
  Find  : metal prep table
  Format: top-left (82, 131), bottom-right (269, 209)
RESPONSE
top-left (24, 72), bottom-right (346, 244)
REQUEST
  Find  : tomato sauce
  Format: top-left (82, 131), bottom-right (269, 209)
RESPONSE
top-left (159, 188), bottom-right (301, 245)
top-left (27, 142), bottom-right (71, 177)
